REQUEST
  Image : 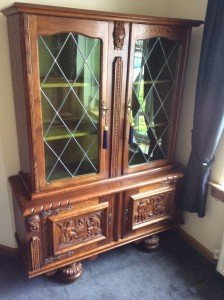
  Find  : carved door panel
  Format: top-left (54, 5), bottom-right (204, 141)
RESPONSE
top-left (42, 195), bottom-right (113, 260)
top-left (123, 185), bottom-right (177, 237)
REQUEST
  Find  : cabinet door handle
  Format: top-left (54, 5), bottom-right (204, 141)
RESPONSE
top-left (102, 102), bottom-right (109, 149)
top-left (127, 99), bottom-right (134, 144)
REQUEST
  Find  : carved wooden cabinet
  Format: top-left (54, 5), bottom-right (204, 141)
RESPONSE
top-left (2, 3), bottom-right (202, 282)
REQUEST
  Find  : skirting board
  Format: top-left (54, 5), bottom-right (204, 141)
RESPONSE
top-left (175, 227), bottom-right (216, 264)
top-left (217, 233), bottom-right (224, 276)
top-left (0, 244), bottom-right (19, 258)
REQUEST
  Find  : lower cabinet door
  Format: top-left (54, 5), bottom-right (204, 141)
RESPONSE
top-left (42, 195), bottom-right (114, 262)
top-left (123, 184), bottom-right (177, 237)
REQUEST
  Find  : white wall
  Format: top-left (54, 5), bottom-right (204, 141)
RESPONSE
top-left (0, 0), bottom-right (170, 247)
top-left (173, 0), bottom-right (224, 254)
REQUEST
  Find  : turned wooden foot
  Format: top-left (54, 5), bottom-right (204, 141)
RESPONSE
top-left (88, 254), bottom-right (98, 261)
top-left (59, 262), bottom-right (83, 283)
top-left (45, 270), bottom-right (57, 277)
top-left (141, 234), bottom-right (160, 251)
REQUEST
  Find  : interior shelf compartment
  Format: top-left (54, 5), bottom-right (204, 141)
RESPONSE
top-left (43, 123), bottom-right (98, 141)
top-left (40, 77), bottom-right (94, 88)
top-left (133, 80), bottom-right (171, 85)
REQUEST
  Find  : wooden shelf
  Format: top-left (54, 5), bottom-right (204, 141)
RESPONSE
top-left (133, 80), bottom-right (171, 86)
top-left (40, 78), bottom-right (95, 88)
top-left (46, 160), bottom-right (98, 181)
top-left (44, 124), bottom-right (98, 141)
top-left (134, 123), bottom-right (166, 130)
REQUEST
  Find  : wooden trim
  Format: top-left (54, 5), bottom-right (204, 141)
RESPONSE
top-left (175, 227), bottom-right (216, 264)
top-left (209, 181), bottom-right (224, 203)
top-left (111, 57), bottom-right (123, 177)
top-left (1, 3), bottom-right (203, 27)
top-left (0, 244), bottom-right (19, 258)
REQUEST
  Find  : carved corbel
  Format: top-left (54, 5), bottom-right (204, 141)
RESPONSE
top-left (27, 214), bottom-right (40, 232)
top-left (113, 22), bottom-right (125, 50)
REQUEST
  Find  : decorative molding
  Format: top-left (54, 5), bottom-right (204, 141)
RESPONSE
top-left (113, 22), bottom-right (125, 50)
top-left (137, 25), bottom-right (183, 40)
top-left (44, 251), bottom-right (74, 264)
top-left (27, 214), bottom-right (40, 232)
top-left (175, 227), bottom-right (216, 264)
top-left (30, 236), bottom-right (41, 271)
top-left (41, 205), bottom-right (74, 217)
top-left (24, 200), bottom-right (73, 216)
top-left (111, 57), bottom-right (123, 177)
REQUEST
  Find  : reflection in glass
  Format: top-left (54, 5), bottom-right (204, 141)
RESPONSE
top-left (38, 33), bottom-right (101, 181)
top-left (129, 37), bottom-right (179, 167)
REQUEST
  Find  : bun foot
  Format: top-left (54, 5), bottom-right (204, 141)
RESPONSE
top-left (59, 262), bottom-right (83, 283)
top-left (141, 234), bottom-right (159, 251)
top-left (45, 269), bottom-right (57, 277)
top-left (88, 254), bottom-right (98, 261)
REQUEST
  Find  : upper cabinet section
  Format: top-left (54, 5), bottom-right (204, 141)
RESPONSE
top-left (2, 3), bottom-right (203, 194)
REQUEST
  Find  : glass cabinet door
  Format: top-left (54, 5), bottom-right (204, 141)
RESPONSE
top-left (36, 29), bottom-right (106, 184)
top-left (124, 25), bottom-right (181, 173)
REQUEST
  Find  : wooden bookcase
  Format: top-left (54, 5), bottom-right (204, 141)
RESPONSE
top-left (2, 3), bottom-right (202, 282)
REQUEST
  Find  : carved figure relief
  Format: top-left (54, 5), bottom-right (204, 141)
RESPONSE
top-left (133, 191), bottom-right (174, 225)
top-left (56, 212), bottom-right (103, 249)
top-left (28, 214), bottom-right (40, 232)
top-left (113, 22), bottom-right (125, 50)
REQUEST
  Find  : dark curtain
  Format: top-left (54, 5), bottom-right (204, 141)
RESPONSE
top-left (181, 0), bottom-right (224, 217)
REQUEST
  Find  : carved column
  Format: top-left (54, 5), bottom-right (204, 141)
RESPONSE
top-left (27, 214), bottom-right (42, 271)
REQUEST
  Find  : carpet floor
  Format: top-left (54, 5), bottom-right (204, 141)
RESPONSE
top-left (0, 231), bottom-right (224, 300)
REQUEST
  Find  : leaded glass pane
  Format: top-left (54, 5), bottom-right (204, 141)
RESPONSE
top-left (38, 33), bottom-right (101, 181)
top-left (129, 37), bottom-right (179, 167)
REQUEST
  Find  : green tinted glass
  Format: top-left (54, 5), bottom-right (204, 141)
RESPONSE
top-left (129, 37), bottom-right (179, 167)
top-left (38, 33), bottom-right (101, 181)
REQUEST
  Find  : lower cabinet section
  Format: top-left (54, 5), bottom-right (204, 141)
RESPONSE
top-left (11, 174), bottom-right (182, 278)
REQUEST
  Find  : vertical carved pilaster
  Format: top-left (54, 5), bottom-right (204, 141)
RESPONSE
top-left (30, 236), bottom-right (41, 271)
top-left (111, 57), bottom-right (123, 177)
top-left (113, 22), bottom-right (125, 50)
top-left (27, 214), bottom-right (41, 271)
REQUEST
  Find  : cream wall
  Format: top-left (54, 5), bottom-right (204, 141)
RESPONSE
top-left (173, 0), bottom-right (224, 254)
top-left (0, 0), bottom-right (170, 247)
